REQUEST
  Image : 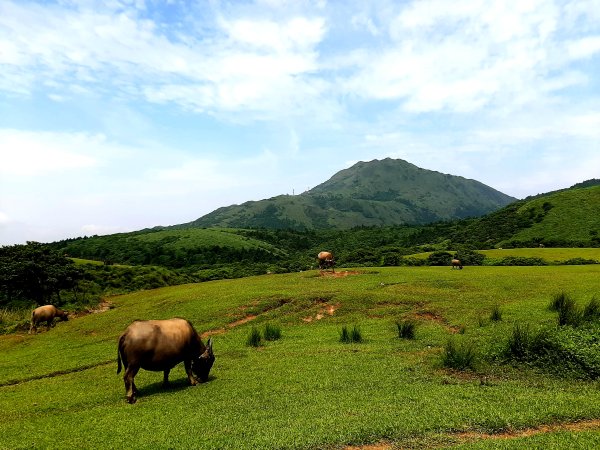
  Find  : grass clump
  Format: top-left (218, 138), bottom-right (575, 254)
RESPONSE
top-left (396, 320), bottom-right (416, 339)
top-left (583, 296), bottom-right (600, 321)
top-left (441, 338), bottom-right (477, 371)
top-left (502, 321), bottom-right (600, 379)
top-left (548, 292), bottom-right (571, 312)
top-left (489, 304), bottom-right (503, 322)
top-left (246, 327), bottom-right (263, 347)
top-left (263, 323), bottom-right (282, 341)
top-left (340, 325), bottom-right (363, 343)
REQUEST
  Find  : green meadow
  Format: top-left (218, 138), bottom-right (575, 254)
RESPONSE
top-left (2, 266), bottom-right (600, 449)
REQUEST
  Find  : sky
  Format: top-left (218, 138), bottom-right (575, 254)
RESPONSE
top-left (1, 0), bottom-right (599, 245)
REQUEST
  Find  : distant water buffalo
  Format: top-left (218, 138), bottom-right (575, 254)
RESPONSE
top-left (451, 259), bottom-right (463, 269)
top-left (29, 305), bottom-right (68, 334)
top-left (317, 251), bottom-right (335, 271)
top-left (117, 318), bottom-right (214, 404)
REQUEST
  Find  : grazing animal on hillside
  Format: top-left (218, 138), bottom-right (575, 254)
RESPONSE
top-left (451, 259), bottom-right (463, 270)
top-left (29, 305), bottom-right (68, 334)
top-left (317, 251), bottom-right (335, 272)
top-left (117, 318), bottom-right (214, 404)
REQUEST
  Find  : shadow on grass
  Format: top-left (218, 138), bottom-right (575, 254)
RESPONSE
top-left (137, 375), bottom-right (217, 400)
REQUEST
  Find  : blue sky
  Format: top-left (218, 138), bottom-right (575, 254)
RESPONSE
top-left (1, 0), bottom-right (599, 245)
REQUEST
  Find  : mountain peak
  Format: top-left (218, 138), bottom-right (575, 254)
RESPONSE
top-left (186, 158), bottom-right (516, 230)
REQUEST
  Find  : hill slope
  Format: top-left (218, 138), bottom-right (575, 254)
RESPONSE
top-left (185, 158), bottom-right (516, 230)
top-left (448, 184), bottom-right (600, 247)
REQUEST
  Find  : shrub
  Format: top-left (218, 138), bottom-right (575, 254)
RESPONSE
top-left (441, 338), bottom-right (477, 370)
top-left (396, 320), bottom-right (416, 339)
top-left (427, 251), bottom-right (453, 266)
top-left (263, 323), bottom-right (282, 341)
top-left (493, 256), bottom-right (547, 266)
top-left (246, 327), bottom-right (262, 347)
top-left (340, 325), bottom-right (363, 343)
top-left (489, 304), bottom-right (503, 322)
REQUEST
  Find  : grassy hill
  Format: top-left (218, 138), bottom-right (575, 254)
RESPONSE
top-left (447, 184), bottom-right (600, 248)
top-left (2, 266), bottom-right (600, 448)
top-left (185, 158), bottom-right (516, 230)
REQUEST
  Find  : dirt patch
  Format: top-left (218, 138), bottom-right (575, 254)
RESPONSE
top-left (319, 270), bottom-right (362, 278)
top-left (452, 418), bottom-right (600, 445)
top-left (69, 300), bottom-right (115, 319)
top-left (413, 310), bottom-right (461, 334)
top-left (302, 302), bottom-right (340, 323)
top-left (342, 419), bottom-right (600, 449)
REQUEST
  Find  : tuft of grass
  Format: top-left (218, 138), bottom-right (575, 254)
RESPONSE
top-left (441, 338), bottom-right (477, 371)
top-left (583, 296), bottom-right (600, 322)
top-left (340, 325), bottom-right (363, 343)
top-left (505, 323), bottom-right (533, 360)
top-left (549, 292), bottom-right (571, 312)
top-left (246, 327), bottom-right (263, 347)
top-left (489, 304), bottom-right (503, 322)
top-left (556, 296), bottom-right (582, 327)
top-left (263, 323), bottom-right (282, 341)
top-left (396, 320), bottom-right (416, 339)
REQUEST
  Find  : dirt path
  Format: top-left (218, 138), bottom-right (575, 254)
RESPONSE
top-left (344, 418), bottom-right (600, 449)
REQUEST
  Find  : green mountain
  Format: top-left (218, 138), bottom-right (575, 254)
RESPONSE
top-left (185, 158), bottom-right (516, 230)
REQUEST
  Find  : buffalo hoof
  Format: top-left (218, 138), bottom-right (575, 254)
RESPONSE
top-left (127, 396), bottom-right (137, 404)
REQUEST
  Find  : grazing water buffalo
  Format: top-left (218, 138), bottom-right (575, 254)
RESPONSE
top-left (29, 305), bottom-right (68, 334)
top-left (117, 318), bottom-right (214, 404)
top-left (451, 259), bottom-right (463, 269)
top-left (317, 251), bottom-right (335, 272)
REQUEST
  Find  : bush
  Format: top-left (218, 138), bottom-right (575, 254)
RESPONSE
top-left (340, 325), bottom-right (363, 343)
top-left (396, 320), bottom-right (416, 339)
top-left (263, 323), bottom-right (282, 341)
top-left (561, 258), bottom-right (598, 265)
top-left (441, 338), bottom-right (477, 370)
top-left (492, 256), bottom-right (547, 266)
top-left (454, 248), bottom-right (485, 266)
top-left (427, 251), bottom-right (453, 266)
top-left (246, 327), bottom-right (262, 347)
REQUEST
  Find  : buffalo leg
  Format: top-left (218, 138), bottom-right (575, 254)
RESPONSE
top-left (124, 366), bottom-right (140, 403)
top-left (184, 360), bottom-right (198, 385)
top-left (163, 369), bottom-right (170, 387)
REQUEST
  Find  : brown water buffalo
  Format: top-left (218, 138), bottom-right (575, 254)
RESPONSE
top-left (117, 318), bottom-right (214, 404)
top-left (29, 305), bottom-right (68, 334)
top-left (317, 251), bottom-right (335, 271)
top-left (451, 259), bottom-right (463, 269)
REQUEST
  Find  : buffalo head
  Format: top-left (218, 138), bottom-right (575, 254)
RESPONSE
top-left (192, 338), bottom-right (215, 382)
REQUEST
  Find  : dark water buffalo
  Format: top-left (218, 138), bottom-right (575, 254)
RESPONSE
top-left (117, 318), bottom-right (214, 403)
top-left (451, 259), bottom-right (463, 269)
top-left (29, 305), bottom-right (68, 334)
top-left (317, 251), bottom-right (335, 271)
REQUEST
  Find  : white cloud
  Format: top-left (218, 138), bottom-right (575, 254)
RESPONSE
top-left (0, 129), bottom-right (101, 176)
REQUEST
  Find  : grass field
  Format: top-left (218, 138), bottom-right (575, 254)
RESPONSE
top-left (2, 266), bottom-right (600, 449)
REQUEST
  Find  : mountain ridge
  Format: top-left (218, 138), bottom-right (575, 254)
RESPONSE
top-left (183, 158), bottom-right (516, 230)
